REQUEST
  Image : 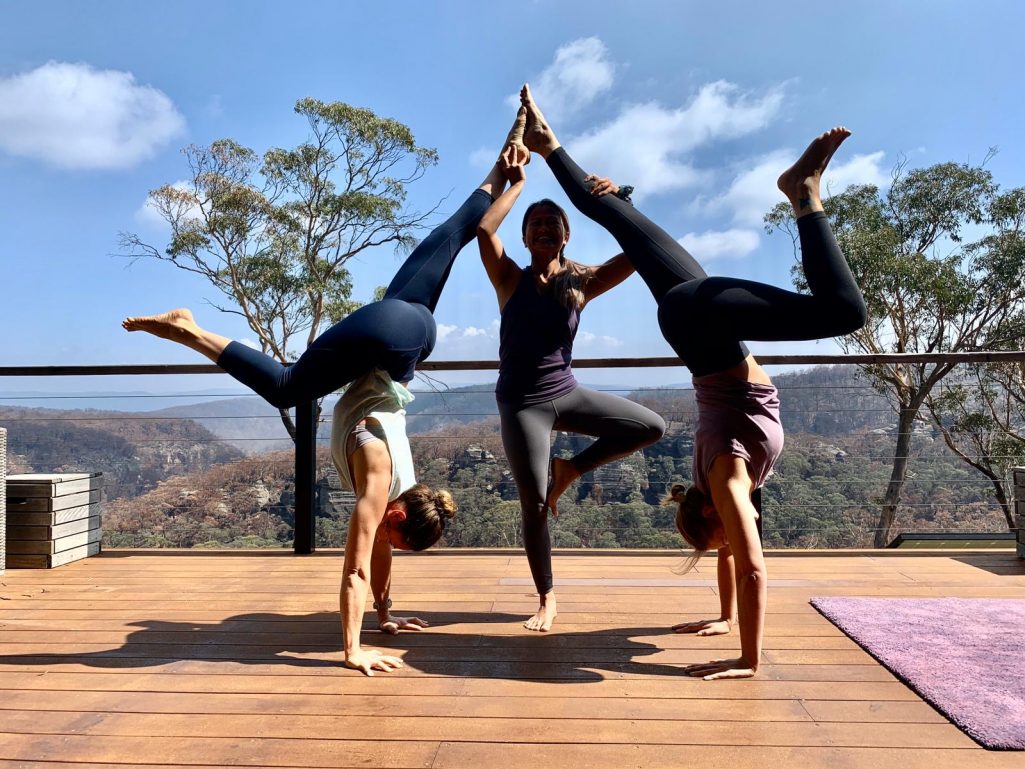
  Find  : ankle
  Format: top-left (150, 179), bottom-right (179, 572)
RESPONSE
top-left (536, 141), bottom-right (560, 160)
top-left (791, 197), bottom-right (824, 218)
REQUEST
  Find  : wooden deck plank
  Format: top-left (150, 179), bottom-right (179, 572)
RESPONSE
top-left (0, 551), bottom-right (1020, 768)
top-left (0, 733), bottom-right (440, 768)
top-left (433, 743), bottom-right (1024, 769)
top-left (0, 671), bottom-right (922, 700)
top-left (0, 710), bottom-right (977, 748)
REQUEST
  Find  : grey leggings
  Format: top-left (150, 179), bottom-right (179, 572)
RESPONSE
top-left (499, 386), bottom-right (666, 595)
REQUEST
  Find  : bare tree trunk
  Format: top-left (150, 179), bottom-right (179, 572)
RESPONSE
top-left (874, 405), bottom-right (919, 547)
top-left (279, 409), bottom-right (297, 442)
top-left (990, 477), bottom-right (1014, 531)
top-left (278, 402), bottom-right (323, 445)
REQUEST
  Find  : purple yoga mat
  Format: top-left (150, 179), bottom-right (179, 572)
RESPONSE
top-left (810, 597), bottom-right (1025, 750)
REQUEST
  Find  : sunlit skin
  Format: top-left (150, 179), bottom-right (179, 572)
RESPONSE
top-left (519, 80), bottom-right (850, 675)
top-left (477, 99), bottom-right (638, 633)
top-left (673, 127), bottom-right (852, 680)
top-left (121, 111), bottom-right (531, 674)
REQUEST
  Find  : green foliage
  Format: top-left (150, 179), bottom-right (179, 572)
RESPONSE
top-left (766, 155), bottom-right (1025, 544)
top-left (120, 98), bottom-right (440, 436)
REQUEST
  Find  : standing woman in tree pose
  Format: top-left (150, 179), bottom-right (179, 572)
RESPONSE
top-left (519, 84), bottom-right (867, 676)
top-left (123, 122), bottom-right (521, 674)
top-left (477, 122), bottom-right (667, 633)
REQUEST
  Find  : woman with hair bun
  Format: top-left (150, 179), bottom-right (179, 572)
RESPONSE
top-left (123, 115), bottom-right (523, 674)
top-left (518, 83), bottom-right (867, 677)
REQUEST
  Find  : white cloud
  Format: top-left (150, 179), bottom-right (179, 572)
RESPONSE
top-left (0, 61), bottom-right (185, 170)
top-left (511, 37), bottom-right (614, 121)
top-left (431, 320), bottom-right (500, 360)
top-left (695, 149), bottom-right (793, 226)
top-left (823, 151), bottom-right (888, 195)
top-left (577, 331), bottom-right (624, 349)
top-left (696, 147), bottom-right (889, 227)
top-left (568, 81), bottom-right (785, 201)
top-left (678, 229), bottom-right (760, 260)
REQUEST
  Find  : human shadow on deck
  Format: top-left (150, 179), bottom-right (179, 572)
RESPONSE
top-left (0, 611), bottom-right (697, 681)
top-left (951, 553), bottom-right (1025, 577)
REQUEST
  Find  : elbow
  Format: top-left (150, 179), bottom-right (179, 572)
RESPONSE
top-left (476, 223), bottom-right (495, 239)
top-left (736, 565), bottom-right (767, 591)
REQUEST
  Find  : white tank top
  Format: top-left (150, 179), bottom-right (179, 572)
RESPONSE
top-left (329, 368), bottom-right (416, 502)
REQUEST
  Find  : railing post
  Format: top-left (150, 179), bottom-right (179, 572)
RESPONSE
top-left (1013, 467), bottom-right (1025, 560)
top-left (293, 401), bottom-right (317, 555)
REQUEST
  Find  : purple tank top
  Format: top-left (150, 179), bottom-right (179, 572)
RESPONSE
top-left (692, 372), bottom-right (784, 496)
top-left (496, 267), bottom-right (580, 405)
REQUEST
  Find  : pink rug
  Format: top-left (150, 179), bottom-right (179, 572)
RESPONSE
top-left (810, 597), bottom-right (1025, 750)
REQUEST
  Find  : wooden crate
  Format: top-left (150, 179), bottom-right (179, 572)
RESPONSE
top-left (5, 473), bottom-right (103, 569)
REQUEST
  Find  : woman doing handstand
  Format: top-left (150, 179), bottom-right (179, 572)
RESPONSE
top-left (519, 84), bottom-right (867, 677)
top-left (123, 122), bottom-right (521, 674)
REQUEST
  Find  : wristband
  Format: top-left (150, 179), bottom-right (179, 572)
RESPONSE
top-left (614, 185), bottom-right (634, 203)
top-left (373, 598), bottom-right (392, 610)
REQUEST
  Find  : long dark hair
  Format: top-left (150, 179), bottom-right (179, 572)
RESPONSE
top-left (521, 198), bottom-right (590, 310)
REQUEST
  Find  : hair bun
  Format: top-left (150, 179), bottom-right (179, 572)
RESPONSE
top-left (662, 483), bottom-right (688, 506)
top-left (434, 489), bottom-right (457, 521)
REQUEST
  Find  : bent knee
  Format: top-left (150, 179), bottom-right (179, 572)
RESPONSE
top-left (520, 499), bottom-right (548, 525)
top-left (828, 296), bottom-right (869, 335)
top-left (648, 414), bottom-right (667, 443)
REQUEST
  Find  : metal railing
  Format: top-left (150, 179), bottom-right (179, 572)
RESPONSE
top-left (3, 351), bottom-right (1023, 554)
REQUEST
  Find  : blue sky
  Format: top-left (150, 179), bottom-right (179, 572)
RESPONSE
top-left (1, 1), bottom-right (1023, 397)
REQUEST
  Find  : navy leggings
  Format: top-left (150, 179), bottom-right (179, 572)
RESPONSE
top-left (216, 189), bottom-right (492, 408)
top-left (546, 148), bottom-right (868, 374)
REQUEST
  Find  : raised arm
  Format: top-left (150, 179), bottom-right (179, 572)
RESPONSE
top-left (341, 441), bottom-right (404, 676)
top-left (583, 252), bottom-right (635, 304)
top-left (477, 148), bottom-right (528, 309)
top-left (579, 173), bottom-right (635, 304)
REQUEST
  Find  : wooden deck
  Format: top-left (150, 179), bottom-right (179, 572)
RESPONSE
top-left (1, 549), bottom-right (1023, 768)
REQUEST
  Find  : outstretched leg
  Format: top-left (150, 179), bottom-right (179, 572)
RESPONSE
top-left (383, 109), bottom-right (527, 312)
top-left (123, 304), bottom-right (394, 408)
top-left (520, 84), bottom-right (706, 302)
top-left (122, 309), bottom-right (232, 363)
top-left (125, 147), bottom-right (521, 408)
top-left (657, 128), bottom-right (867, 374)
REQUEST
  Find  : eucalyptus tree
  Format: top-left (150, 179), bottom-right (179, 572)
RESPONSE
top-left (122, 98), bottom-right (439, 438)
top-left (767, 158), bottom-right (1025, 546)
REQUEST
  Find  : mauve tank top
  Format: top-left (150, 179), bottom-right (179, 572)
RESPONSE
top-left (692, 372), bottom-right (784, 496)
top-left (496, 266), bottom-right (580, 406)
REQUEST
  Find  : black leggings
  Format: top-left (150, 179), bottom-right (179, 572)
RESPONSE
top-left (547, 148), bottom-right (868, 375)
top-left (499, 387), bottom-right (665, 596)
top-left (215, 189), bottom-right (491, 408)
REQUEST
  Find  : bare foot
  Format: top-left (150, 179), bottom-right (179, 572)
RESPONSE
top-left (519, 84), bottom-right (560, 158)
top-left (122, 308), bottom-right (199, 342)
top-left (545, 457), bottom-right (580, 518)
top-left (524, 593), bottom-right (558, 632)
top-left (502, 105), bottom-right (530, 165)
top-left (776, 126), bottom-right (851, 214)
